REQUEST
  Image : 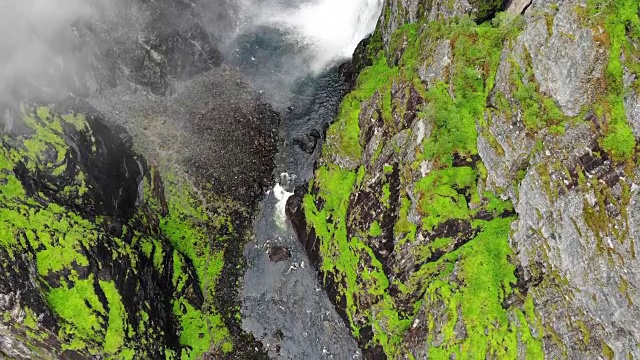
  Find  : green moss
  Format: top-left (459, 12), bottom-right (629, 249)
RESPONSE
top-left (305, 12), bottom-right (544, 358)
top-left (36, 242), bottom-right (89, 276)
top-left (172, 300), bottom-right (229, 359)
top-left (61, 112), bottom-right (89, 132)
top-left (420, 84), bottom-right (479, 162)
top-left (394, 196), bottom-right (417, 243)
top-left (141, 239), bottom-right (153, 258)
top-left (48, 277), bottom-right (105, 346)
top-left (587, 0), bottom-right (640, 161)
top-left (603, 341), bottom-right (615, 359)
top-left (22, 308), bottom-right (38, 329)
top-left (381, 183), bottom-right (391, 205)
top-left (325, 57), bottom-right (398, 163)
top-left (157, 173), bottom-right (228, 295)
top-left (149, 171), bottom-right (231, 355)
top-left (414, 217), bottom-right (526, 358)
top-left (19, 107), bottom-right (68, 168)
top-left (153, 240), bottom-right (165, 271)
top-left (303, 166), bottom-right (360, 321)
top-left (515, 309), bottom-right (545, 359)
top-left (416, 16), bottom-right (524, 165)
top-left (100, 281), bottom-right (128, 354)
top-left (415, 167), bottom-right (477, 231)
top-left (509, 50), bottom-right (572, 134)
top-left (412, 237), bottom-right (454, 264)
top-left (0, 106), bottom-right (235, 358)
top-left (369, 221), bottom-right (383, 237)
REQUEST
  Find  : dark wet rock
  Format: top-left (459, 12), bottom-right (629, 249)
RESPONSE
top-left (242, 188), bottom-right (361, 359)
top-left (267, 246), bottom-right (291, 263)
top-left (90, 0), bottom-right (223, 96)
top-left (239, 59), bottom-right (360, 357)
top-left (293, 129), bottom-right (321, 155)
top-left (0, 106), bottom-right (181, 358)
top-left (0, 95), bottom-right (276, 358)
top-left (286, 186), bottom-right (320, 268)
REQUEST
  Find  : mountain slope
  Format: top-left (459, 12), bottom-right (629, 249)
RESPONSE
top-left (296, 0), bottom-right (640, 358)
top-left (0, 0), bottom-right (278, 358)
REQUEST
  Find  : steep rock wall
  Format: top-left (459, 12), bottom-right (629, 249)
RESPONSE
top-left (298, 0), bottom-right (640, 358)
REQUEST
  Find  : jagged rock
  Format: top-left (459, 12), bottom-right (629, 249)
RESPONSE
top-left (298, 0), bottom-right (640, 359)
top-left (507, 0), bottom-right (533, 14)
top-left (624, 71), bottom-right (640, 137)
top-left (521, 0), bottom-right (607, 116)
top-left (418, 40), bottom-right (452, 89)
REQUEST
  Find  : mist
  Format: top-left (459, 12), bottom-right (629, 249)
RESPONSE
top-left (228, 0), bottom-right (383, 72)
top-left (263, 0), bottom-right (383, 72)
top-left (0, 0), bottom-right (113, 106)
top-left (0, 0), bottom-right (382, 109)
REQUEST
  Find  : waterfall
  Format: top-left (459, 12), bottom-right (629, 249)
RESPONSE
top-left (263, 0), bottom-right (384, 72)
top-left (227, 0), bottom-right (383, 76)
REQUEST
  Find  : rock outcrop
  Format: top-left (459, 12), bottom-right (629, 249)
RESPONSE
top-left (296, 0), bottom-right (640, 358)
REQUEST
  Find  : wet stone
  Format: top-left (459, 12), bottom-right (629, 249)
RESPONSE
top-left (268, 246), bottom-right (291, 263)
top-left (293, 129), bottom-right (321, 154)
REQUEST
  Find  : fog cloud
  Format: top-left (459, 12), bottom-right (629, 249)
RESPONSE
top-left (0, 0), bottom-right (106, 104)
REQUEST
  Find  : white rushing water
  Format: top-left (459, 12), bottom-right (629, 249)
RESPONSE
top-left (235, 0), bottom-right (383, 73)
top-left (247, 0), bottom-right (383, 222)
top-left (268, 0), bottom-right (383, 72)
top-left (273, 182), bottom-right (294, 228)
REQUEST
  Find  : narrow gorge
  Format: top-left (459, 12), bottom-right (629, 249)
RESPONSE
top-left (0, 0), bottom-right (639, 359)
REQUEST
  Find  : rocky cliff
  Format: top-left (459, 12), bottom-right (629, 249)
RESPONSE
top-left (0, 0), bottom-right (278, 358)
top-left (295, 0), bottom-right (640, 358)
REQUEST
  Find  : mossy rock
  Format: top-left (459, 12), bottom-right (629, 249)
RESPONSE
top-left (0, 104), bottom-right (243, 359)
top-left (469, 0), bottom-right (505, 23)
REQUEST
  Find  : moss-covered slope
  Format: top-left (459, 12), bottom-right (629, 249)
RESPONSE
top-left (0, 105), bottom-right (264, 359)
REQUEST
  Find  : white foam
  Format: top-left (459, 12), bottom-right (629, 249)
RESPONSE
top-left (273, 183), bottom-right (294, 228)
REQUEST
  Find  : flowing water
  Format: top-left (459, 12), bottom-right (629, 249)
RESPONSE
top-left (225, 0), bottom-right (383, 357)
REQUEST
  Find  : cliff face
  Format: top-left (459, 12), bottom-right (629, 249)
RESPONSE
top-left (0, 0), bottom-right (278, 358)
top-left (299, 0), bottom-right (640, 358)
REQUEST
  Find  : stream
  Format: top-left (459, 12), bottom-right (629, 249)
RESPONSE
top-left (221, 0), bottom-right (382, 357)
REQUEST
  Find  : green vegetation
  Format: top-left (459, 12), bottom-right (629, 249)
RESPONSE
top-left (148, 171), bottom-right (232, 357)
top-left (417, 218), bottom-right (523, 359)
top-left (173, 300), bottom-right (229, 359)
top-left (100, 281), bottom-right (128, 354)
top-left (304, 11), bottom-right (546, 358)
top-left (508, 54), bottom-right (570, 133)
top-left (47, 277), bottom-right (105, 350)
top-left (325, 58), bottom-right (398, 164)
top-left (369, 221), bottom-right (383, 237)
top-left (585, 0), bottom-right (640, 161)
top-left (303, 166), bottom-right (362, 326)
top-left (0, 106), bottom-right (232, 358)
top-left (414, 167), bottom-right (477, 231)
